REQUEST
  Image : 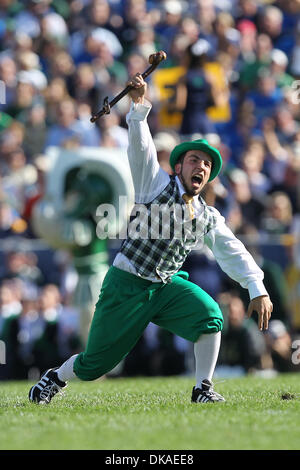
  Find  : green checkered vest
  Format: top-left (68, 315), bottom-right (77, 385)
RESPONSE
top-left (120, 176), bottom-right (218, 282)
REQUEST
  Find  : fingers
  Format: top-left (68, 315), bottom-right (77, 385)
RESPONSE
top-left (128, 73), bottom-right (145, 88)
top-left (258, 312), bottom-right (265, 331)
top-left (248, 304), bottom-right (265, 330)
top-left (258, 305), bottom-right (273, 331)
top-left (263, 300), bottom-right (273, 330)
top-left (247, 298), bottom-right (273, 330)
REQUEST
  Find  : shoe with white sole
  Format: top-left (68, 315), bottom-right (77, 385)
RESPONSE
top-left (191, 379), bottom-right (225, 403)
top-left (29, 368), bottom-right (67, 404)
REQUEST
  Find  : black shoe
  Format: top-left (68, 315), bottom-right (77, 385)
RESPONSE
top-left (191, 379), bottom-right (225, 403)
top-left (29, 368), bottom-right (67, 404)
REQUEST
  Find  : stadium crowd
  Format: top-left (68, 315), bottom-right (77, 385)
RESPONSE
top-left (0, 0), bottom-right (300, 380)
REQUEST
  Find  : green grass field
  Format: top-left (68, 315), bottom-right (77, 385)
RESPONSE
top-left (0, 373), bottom-right (299, 450)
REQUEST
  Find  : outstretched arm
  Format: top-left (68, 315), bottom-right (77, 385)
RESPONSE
top-left (204, 209), bottom-right (273, 330)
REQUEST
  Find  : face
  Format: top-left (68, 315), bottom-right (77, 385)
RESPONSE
top-left (174, 150), bottom-right (213, 196)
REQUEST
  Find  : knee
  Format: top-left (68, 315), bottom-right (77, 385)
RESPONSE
top-left (73, 353), bottom-right (111, 381)
top-left (205, 302), bottom-right (224, 333)
top-left (76, 369), bottom-right (105, 382)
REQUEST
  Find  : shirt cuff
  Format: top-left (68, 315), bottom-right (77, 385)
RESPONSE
top-left (127, 99), bottom-right (152, 121)
top-left (247, 280), bottom-right (269, 300)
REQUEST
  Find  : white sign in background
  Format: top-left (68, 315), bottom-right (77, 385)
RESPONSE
top-left (0, 80), bottom-right (5, 104)
top-left (0, 340), bottom-right (6, 365)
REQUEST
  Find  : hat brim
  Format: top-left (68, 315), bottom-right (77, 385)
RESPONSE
top-left (169, 141), bottom-right (222, 182)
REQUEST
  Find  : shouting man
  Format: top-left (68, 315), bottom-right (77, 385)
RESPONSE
top-left (29, 74), bottom-right (273, 404)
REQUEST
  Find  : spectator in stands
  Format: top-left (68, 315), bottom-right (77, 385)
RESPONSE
top-left (3, 251), bottom-right (44, 286)
top-left (239, 33), bottom-right (273, 91)
top-left (44, 77), bottom-right (70, 125)
top-left (23, 102), bottom-right (47, 159)
top-left (2, 146), bottom-right (38, 226)
top-left (261, 191), bottom-right (294, 235)
top-left (264, 319), bottom-right (300, 373)
top-left (0, 202), bottom-right (14, 238)
top-left (5, 75), bottom-right (36, 122)
top-left (226, 168), bottom-right (265, 228)
top-left (214, 11), bottom-right (239, 55)
top-left (240, 139), bottom-right (271, 196)
top-left (246, 68), bottom-right (283, 130)
top-left (182, 249), bottom-right (223, 302)
top-left (21, 154), bottom-right (48, 235)
top-left (236, 19), bottom-right (257, 63)
top-left (14, 0), bottom-right (52, 39)
top-left (218, 291), bottom-right (268, 374)
top-left (231, 224), bottom-right (292, 330)
top-left (116, 0), bottom-right (149, 54)
top-left (97, 110), bottom-right (128, 149)
top-left (67, 63), bottom-right (103, 117)
top-left (0, 55), bottom-right (17, 110)
top-left (262, 116), bottom-right (291, 186)
top-left (179, 16), bottom-right (200, 48)
top-left (130, 23), bottom-right (159, 61)
top-left (153, 130), bottom-right (179, 175)
top-left (34, 284), bottom-right (81, 372)
top-left (290, 23), bottom-right (300, 79)
top-left (194, 0), bottom-right (217, 46)
top-left (274, 106), bottom-right (300, 147)
top-left (173, 38), bottom-right (217, 136)
top-left (122, 322), bottom-right (189, 377)
top-left (260, 191), bottom-right (294, 269)
top-left (0, 279), bottom-right (22, 319)
top-left (86, 0), bottom-right (112, 30)
top-left (11, 284), bottom-right (41, 379)
top-left (270, 48), bottom-right (294, 89)
top-left (45, 97), bottom-right (101, 149)
top-left (0, 280), bottom-right (22, 380)
top-left (236, 0), bottom-right (260, 24)
top-left (155, 0), bottom-right (183, 54)
top-left (258, 5), bottom-right (295, 55)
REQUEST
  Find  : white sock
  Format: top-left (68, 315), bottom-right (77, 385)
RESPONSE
top-left (56, 354), bottom-right (78, 382)
top-left (194, 331), bottom-right (221, 389)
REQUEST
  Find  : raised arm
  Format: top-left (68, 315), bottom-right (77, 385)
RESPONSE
top-left (126, 73), bottom-right (169, 204)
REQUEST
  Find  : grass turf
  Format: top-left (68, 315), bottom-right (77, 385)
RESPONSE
top-left (0, 373), bottom-right (299, 450)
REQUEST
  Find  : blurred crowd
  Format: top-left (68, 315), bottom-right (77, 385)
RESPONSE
top-left (0, 0), bottom-right (300, 380)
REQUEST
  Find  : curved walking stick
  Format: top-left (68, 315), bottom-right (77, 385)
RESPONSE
top-left (90, 51), bottom-right (167, 123)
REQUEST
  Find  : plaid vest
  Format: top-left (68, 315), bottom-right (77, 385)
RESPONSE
top-left (120, 176), bottom-right (218, 282)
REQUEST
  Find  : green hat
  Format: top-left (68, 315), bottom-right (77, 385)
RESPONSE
top-left (169, 139), bottom-right (222, 182)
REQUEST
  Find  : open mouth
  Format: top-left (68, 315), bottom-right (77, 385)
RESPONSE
top-left (191, 175), bottom-right (203, 186)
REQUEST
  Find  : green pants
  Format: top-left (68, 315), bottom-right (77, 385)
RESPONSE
top-left (74, 266), bottom-right (223, 381)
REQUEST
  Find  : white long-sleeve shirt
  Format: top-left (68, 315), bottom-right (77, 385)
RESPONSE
top-left (113, 100), bottom-right (268, 300)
